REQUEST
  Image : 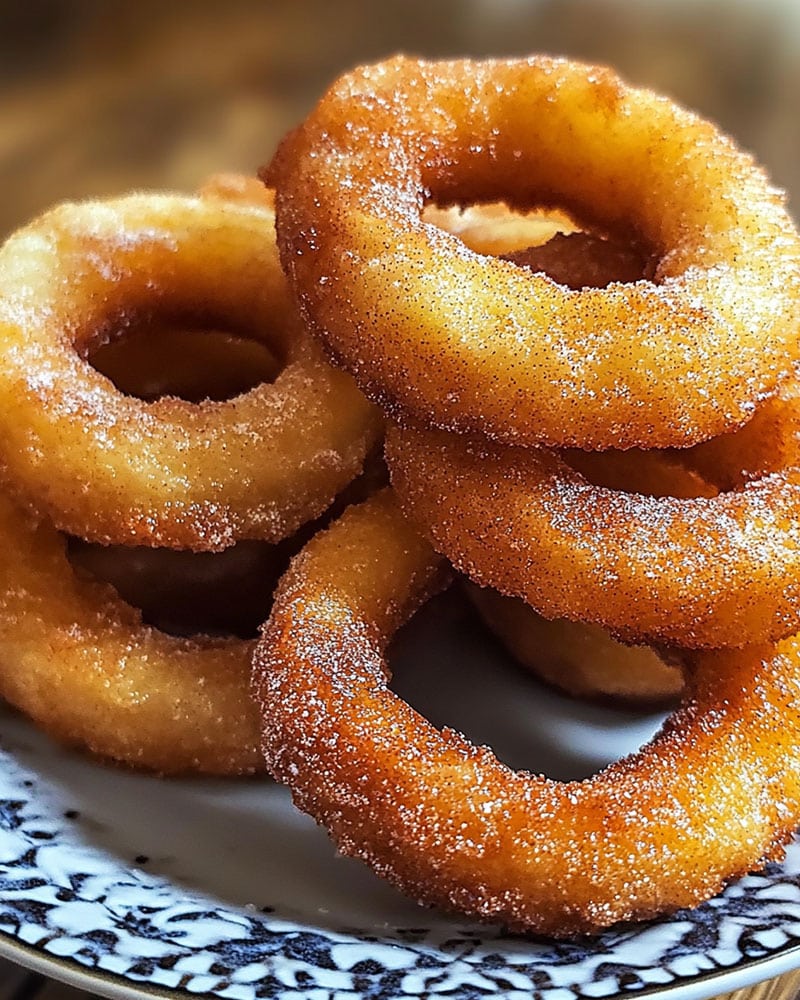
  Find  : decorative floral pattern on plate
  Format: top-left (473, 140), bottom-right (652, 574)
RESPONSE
top-left (1, 597), bottom-right (800, 999)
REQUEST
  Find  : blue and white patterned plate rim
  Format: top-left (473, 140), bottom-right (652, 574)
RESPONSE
top-left (2, 889), bottom-right (800, 1000)
top-left (2, 930), bottom-right (800, 1000)
top-left (3, 722), bottom-right (800, 1000)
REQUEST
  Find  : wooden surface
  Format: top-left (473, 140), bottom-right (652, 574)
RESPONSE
top-left (1, 0), bottom-right (799, 995)
top-left (0, 0), bottom-right (798, 239)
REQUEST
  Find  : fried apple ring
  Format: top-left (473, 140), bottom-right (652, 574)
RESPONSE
top-left (0, 492), bottom-right (261, 775)
top-left (254, 490), bottom-right (800, 936)
top-left (267, 55), bottom-right (800, 449)
top-left (0, 192), bottom-right (379, 549)
top-left (463, 447), bottom-right (712, 706)
top-left (0, 241), bottom-right (384, 774)
top-left (385, 421), bottom-right (800, 649)
top-left (425, 200), bottom-right (702, 695)
top-left (465, 582), bottom-right (684, 707)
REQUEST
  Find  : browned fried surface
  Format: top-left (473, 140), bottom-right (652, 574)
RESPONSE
top-left (386, 422), bottom-right (800, 648)
top-left (267, 55), bottom-right (800, 449)
top-left (0, 492), bottom-right (263, 775)
top-left (0, 175), bottom-right (384, 773)
top-left (0, 192), bottom-right (380, 549)
top-left (500, 232), bottom-right (651, 288)
top-left (254, 490), bottom-right (800, 936)
top-left (466, 582), bottom-right (683, 707)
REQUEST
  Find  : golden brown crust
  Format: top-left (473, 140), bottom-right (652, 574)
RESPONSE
top-left (682, 372), bottom-right (800, 490)
top-left (500, 232), bottom-right (651, 289)
top-left (465, 582), bottom-right (684, 707)
top-left (253, 490), bottom-right (800, 937)
top-left (0, 192), bottom-right (380, 550)
top-left (0, 176), bottom-right (384, 773)
top-left (266, 55), bottom-right (800, 449)
top-left (385, 420), bottom-right (800, 648)
top-left (0, 491), bottom-right (263, 775)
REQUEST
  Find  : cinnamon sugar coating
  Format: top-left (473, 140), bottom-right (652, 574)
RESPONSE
top-left (462, 429), bottom-right (717, 704)
top-left (266, 55), bottom-right (800, 449)
top-left (0, 192), bottom-right (380, 550)
top-left (253, 491), bottom-right (800, 937)
top-left (386, 419), bottom-right (800, 648)
top-left (0, 491), bottom-right (262, 775)
top-left (464, 442), bottom-right (709, 705)
top-left (402, 195), bottom-right (791, 690)
top-left (682, 372), bottom-right (800, 490)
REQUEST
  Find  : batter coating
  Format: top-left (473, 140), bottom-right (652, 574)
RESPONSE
top-left (267, 55), bottom-right (800, 448)
top-left (0, 192), bottom-right (380, 549)
top-left (386, 423), bottom-right (800, 648)
top-left (466, 583), bottom-right (684, 707)
top-left (0, 492), bottom-right (261, 775)
top-left (254, 491), bottom-right (800, 936)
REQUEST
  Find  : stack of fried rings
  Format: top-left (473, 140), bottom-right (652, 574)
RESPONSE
top-left (256, 54), bottom-right (800, 936)
top-left (0, 180), bottom-right (380, 775)
top-left (421, 206), bottom-right (694, 705)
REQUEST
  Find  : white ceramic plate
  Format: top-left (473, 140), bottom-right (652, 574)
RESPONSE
top-left (1, 590), bottom-right (800, 1000)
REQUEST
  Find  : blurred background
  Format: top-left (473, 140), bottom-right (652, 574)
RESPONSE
top-left (0, 0), bottom-right (798, 236)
